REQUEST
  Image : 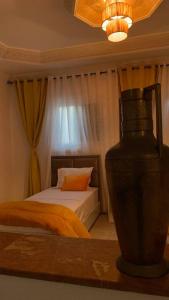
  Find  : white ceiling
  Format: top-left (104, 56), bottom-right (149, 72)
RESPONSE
top-left (0, 0), bottom-right (169, 74)
top-left (0, 0), bottom-right (168, 50)
top-left (0, 0), bottom-right (105, 50)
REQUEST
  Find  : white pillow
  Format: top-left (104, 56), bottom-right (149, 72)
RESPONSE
top-left (56, 167), bottom-right (93, 189)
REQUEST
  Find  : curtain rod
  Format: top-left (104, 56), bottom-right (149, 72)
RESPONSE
top-left (6, 64), bottom-right (167, 85)
top-left (7, 70), bottom-right (112, 84)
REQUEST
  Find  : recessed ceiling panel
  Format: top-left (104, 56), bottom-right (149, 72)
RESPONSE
top-left (74, 0), bottom-right (164, 27)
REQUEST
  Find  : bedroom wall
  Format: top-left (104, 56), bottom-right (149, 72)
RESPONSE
top-left (0, 72), bottom-right (29, 202)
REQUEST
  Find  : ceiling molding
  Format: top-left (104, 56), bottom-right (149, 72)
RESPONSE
top-left (0, 42), bottom-right (40, 64)
top-left (1, 31), bottom-right (169, 66)
top-left (41, 32), bottom-right (169, 63)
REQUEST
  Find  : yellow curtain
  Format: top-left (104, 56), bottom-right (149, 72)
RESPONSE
top-left (118, 65), bottom-right (157, 91)
top-left (16, 79), bottom-right (47, 196)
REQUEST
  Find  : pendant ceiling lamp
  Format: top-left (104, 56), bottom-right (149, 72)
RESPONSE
top-left (74, 0), bottom-right (163, 42)
top-left (102, 1), bottom-right (133, 42)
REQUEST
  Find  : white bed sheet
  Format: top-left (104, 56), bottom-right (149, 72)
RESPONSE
top-left (26, 187), bottom-right (98, 224)
top-left (0, 187), bottom-right (99, 235)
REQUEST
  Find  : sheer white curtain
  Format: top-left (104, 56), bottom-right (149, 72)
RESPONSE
top-left (38, 70), bottom-right (120, 216)
top-left (158, 66), bottom-right (169, 145)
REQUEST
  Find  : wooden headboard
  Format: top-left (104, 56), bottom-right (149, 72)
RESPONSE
top-left (51, 155), bottom-right (100, 188)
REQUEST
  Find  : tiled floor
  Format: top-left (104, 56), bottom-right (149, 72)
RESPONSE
top-left (90, 214), bottom-right (117, 240)
top-left (90, 214), bottom-right (169, 243)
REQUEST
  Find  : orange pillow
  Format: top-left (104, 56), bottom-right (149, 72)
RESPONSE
top-left (61, 175), bottom-right (90, 191)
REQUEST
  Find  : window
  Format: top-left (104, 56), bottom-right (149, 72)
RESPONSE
top-left (54, 101), bottom-right (99, 153)
top-left (56, 105), bottom-right (84, 152)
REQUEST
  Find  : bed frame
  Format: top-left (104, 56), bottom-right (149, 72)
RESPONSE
top-left (51, 155), bottom-right (101, 229)
top-left (51, 155), bottom-right (100, 189)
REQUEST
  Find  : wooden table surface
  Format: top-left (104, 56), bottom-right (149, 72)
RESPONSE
top-left (0, 232), bottom-right (169, 297)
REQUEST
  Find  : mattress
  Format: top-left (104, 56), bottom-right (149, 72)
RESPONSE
top-left (0, 187), bottom-right (99, 235)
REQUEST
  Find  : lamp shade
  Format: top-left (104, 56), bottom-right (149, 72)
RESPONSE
top-left (106, 19), bottom-right (128, 42)
top-left (102, 2), bottom-right (132, 30)
top-left (102, 1), bottom-right (132, 42)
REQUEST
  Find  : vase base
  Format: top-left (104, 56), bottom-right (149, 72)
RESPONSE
top-left (117, 256), bottom-right (169, 278)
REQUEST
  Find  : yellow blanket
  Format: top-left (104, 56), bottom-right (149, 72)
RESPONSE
top-left (0, 201), bottom-right (90, 238)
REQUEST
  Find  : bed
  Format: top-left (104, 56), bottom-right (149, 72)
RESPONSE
top-left (0, 155), bottom-right (101, 236)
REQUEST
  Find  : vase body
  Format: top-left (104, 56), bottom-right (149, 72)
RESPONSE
top-left (105, 84), bottom-right (169, 278)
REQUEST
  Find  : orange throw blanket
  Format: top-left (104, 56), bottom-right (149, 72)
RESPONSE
top-left (0, 201), bottom-right (90, 238)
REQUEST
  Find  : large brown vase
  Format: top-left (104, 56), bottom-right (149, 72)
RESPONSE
top-left (105, 84), bottom-right (169, 278)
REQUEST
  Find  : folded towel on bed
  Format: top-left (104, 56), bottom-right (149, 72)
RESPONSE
top-left (0, 201), bottom-right (90, 238)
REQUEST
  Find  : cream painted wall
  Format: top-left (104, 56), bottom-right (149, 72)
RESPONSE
top-left (0, 72), bottom-right (29, 202)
